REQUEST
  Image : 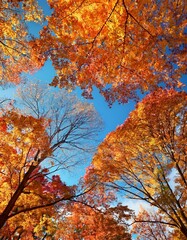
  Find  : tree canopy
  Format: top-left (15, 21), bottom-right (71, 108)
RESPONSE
top-left (90, 88), bottom-right (187, 238)
top-left (1, 0), bottom-right (186, 103)
top-left (34, 0), bottom-right (186, 103)
top-left (0, 0), bottom-right (186, 239)
top-left (0, 85), bottom-right (104, 238)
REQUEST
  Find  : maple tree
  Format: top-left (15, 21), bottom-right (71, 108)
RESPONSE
top-left (52, 182), bottom-right (133, 239)
top-left (0, 0), bottom-right (44, 84)
top-left (89, 89), bottom-right (187, 238)
top-left (0, 84), bottom-right (103, 238)
top-left (132, 207), bottom-right (185, 240)
top-left (39, 0), bottom-right (186, 104)
top-left (1, 0), bottom-right (186, 104)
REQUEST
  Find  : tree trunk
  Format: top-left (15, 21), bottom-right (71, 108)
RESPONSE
top-left (0, 165), bottom-right (36, 229)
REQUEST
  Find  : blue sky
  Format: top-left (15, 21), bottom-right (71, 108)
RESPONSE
top-left (19, 60), bottom-right (135, 184)
top-left (27, 60), bottom-right (136, 142)
top-left (0, 0), bottom-right (136, 185)
top-left (0, 1), bottom-right (186, 238)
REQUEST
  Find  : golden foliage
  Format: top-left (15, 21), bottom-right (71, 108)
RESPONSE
top-left (45, 0), bottom-right (186, 103)
top-left (91, 89), bottom-right (187, 237)
top-left (0, 0), bottom-right (44, 84)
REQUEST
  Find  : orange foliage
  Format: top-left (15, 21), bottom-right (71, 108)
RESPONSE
top-left (91, 89), bottom-right (187, 238)
top-left (44, 0), bottom-right (186, 104)
top-left (0, 0), bottom-right (44, 84)
top-left (0, 0), bottom-right (186, 238)
top-left (0, 108), bottom-right (76, 238)
top-left (55, 182), bottom-right (133, 239)
top-left (55, 203), bottom-right (132, 240)
top-left (0, 85), bottom-right (104, 238)
top-left (1, 0), bottom-right (186, 103)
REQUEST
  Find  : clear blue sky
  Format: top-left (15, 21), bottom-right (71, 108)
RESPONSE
top-left (23, 60), bottom-right (136, 184)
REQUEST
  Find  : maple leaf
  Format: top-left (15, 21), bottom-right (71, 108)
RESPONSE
top-left (0, 83), bottom-right (103, 237)
top-left (44, 0), bottom-right (186, 104)
top-left (0, 0), bottom-right (44, 84)
top-left (90, 88), bottom-right (187, 238)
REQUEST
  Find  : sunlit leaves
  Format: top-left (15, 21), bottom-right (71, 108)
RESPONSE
top-left (55, 202), bottom-right (132, 239)
top-left (0, 84), bottom-right (103, 237)
top-left (54, 179), bottom-right (133, 239)
top-left (90, 88), bottom-right (187, 237)
top-left (45, 0), bottom-right (186, 104)
top-left (1, 0), bottom-right (186, 103)
top-left (0, 0), bottom-right (43, 84)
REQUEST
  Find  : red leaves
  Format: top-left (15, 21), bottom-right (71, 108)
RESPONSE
top-left (0, 117), bottom-right (7, 132)
top-left (43, 175), bottom-right (73, 198)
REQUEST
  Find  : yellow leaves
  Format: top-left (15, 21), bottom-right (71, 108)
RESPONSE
top-left (16, 0), bottom-right (43, 22)
top-left (0, 110), bottom-right (50, 199)
top-left (34, 215), bottom-right (56, 237)
top-left (87, 88), bottom-right (187, 237)
top-left (0, 182), bottom-right (11, 210)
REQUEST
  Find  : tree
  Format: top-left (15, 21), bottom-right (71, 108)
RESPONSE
top-left (54, 178), bottom-right (133, 240)
top-left (54, 203), bottom-right (132, 240)
top-left (38, 0), bottom-right (186, 104)
top-left (132, 207), bottom-right (184, 240)
top-left (0, 0), bottom-right (44, 84)
top-left (0, 83), bottom-right (102, 238)
top-left (89, 89), bottom-right (187, 238)
top-left (0, 0), bottom-right (186, 238)
top-left (1, 1), bottom-right (186, 104)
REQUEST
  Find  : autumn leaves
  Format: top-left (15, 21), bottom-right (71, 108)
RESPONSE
top-left (0, 84), bottom-right (102, 237)
top-left (46, 0), bottom-right (186, 104)
top-left (91, 89), bottom-right (187, 237)
top-left (0, 0), bottom-right (187, 239)
top-left (1, 0), bottom-right (186, 100)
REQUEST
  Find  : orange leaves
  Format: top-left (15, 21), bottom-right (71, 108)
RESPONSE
top-left (90, 88), bottom-right (187, 237)
top-left (0, 0), bottom-right (186, 237)
top-left (0, 107), bottom-right (54, 237)
top-left (1, 0), bottom-right (186, 103)
top-left (43, 0), bottom-right (187, 104)
top-left (93, 88), bottom-right (187, 180)
top-left (0, 110), bottom-right (50, 185)
top-left (0, 0), bottom-right (44, 84)
top-left (55, 199), bottom-right (132, 239)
